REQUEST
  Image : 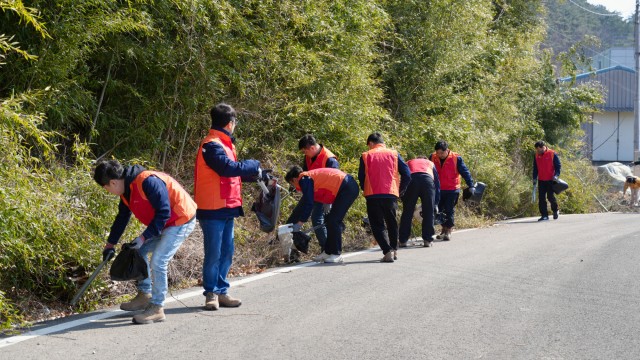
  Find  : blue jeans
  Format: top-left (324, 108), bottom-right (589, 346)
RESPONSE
top-left (137, 218), bottom-right (196, 306)
top-left (200, 218), bottom-right (235, 295)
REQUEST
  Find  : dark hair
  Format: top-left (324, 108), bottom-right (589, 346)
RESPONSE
top-left (366, 132), bottom-right (384, 145)
top-left (534, 140), bottom-right (546, 148)
top-left (298, 134), bottom-right (318, 150)
top-left (210, 103), bottom-right (237, 128)
top-left (285, 165), bottom-right (304, 183)
top-left (94, 160), bottom-right (124, 186)
top-left (434, 140), bottom-right (448, 151)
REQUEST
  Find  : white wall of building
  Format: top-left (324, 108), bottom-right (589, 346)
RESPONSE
top-left (592, 111), bottom-right (634, 162)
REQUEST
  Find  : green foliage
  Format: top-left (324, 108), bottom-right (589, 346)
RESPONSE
top-left (0, 0), bottom-right (609, 329)
top-left (0, 96), bottom-right (141, 330)
top-left (543, 0), bottom-right (633, 58)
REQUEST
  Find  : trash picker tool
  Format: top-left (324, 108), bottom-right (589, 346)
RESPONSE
top-left (70, 252), bottom-right (113, 306)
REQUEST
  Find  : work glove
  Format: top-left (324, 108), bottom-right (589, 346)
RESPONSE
top-left (468, 186), bottom-right (476, 196)
top-left (131, 236), bottom-right (145, 250)
top-left (553, 175), bottom-right (559, 182)
top-left (323, 203), bottom-right (332, 214)
top-left (292, 223), bottom-right (302, 232)
top-left (102, 243), bottom-right (115, 262)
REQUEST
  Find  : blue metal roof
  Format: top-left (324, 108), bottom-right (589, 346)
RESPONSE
top-left (561, 65), bottom-right (635, 112)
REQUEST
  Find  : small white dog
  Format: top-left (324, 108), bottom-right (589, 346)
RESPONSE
top-left (623, 176), bottom-right (640, 206)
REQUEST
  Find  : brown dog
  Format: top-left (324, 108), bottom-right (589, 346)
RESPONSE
top-left (624, 176), bottom-right (640, 206)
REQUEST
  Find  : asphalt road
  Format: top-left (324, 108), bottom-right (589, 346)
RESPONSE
top-left (1, 212), bottom-right (639, 359)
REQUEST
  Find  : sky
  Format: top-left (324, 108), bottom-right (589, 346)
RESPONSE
top-left (586, 0), bottom-right (636, 19)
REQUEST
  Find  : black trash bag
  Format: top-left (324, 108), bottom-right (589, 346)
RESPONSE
top-left (463, 182), bottom-right (486, 203)
top-left (292, 231), bottom-right (311, 254)
top-left (251, 179), bottom-right (282, 233)
top-left (552, 178), bottom-right (569, 195)
top-left (434, 211), bottom-right (446, 225)
top-left (110, 243), bottom-right (148, 281)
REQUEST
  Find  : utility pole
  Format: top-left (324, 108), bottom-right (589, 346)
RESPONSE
top-left (635, 0), bottom-right (640, 162)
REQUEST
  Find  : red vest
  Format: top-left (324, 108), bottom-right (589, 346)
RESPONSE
top-left (362, 144), bottom-right (400, 197)
top-left (535, 149), bottom-right (556, 181)
top-left (306, 146), bottom-right (337, 170)
top-left (194, 129), bottom-right (242, 210)
top-left (296, 168), bottom-right (346, 204)
top-left (431, 151), bottom-right (460, 191)
top-left (121, 171), bottom-right (196, 228)
top-left (407, 158), bottom-right (435, 178)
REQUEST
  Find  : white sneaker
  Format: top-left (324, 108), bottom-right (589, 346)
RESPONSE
top-left (324, 254), bottom-right (344, 263)
top-left (313, 252), bottom-right (330, 262)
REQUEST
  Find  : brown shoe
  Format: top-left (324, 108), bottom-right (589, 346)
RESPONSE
top-left (435, 228), bottom-right (446, 240)
top-left (380, 251), bottom-right (394, 263)
top-left (443, 228), bottom-right (452, 241)
top-left (120, 292), bottom-right (151, 311)
top-left (204, 292), bottom-right (219, 311)
top-left (218, 293), bottom-right (242, 308)
top-left (132, 304), bottom-right (165, 324)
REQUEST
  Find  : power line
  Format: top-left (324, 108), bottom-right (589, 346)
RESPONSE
top-left (566, 0), bottom-right (621, 17)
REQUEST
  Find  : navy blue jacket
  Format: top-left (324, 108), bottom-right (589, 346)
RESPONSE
top-left (196, 126), bottom-right (260, 220)
top-left (107, 165), bottom-right (173, 245)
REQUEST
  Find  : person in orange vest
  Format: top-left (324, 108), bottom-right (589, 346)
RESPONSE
top-left (284, 166), bottom-right (359, 263)
top-left (358, 132), bottom-right (411, 263)
top-left (194, 103), bottom-right (264, 311)
top-left (293, 134), bottom-right (339, 256)
top-left (533, 140), bottom-right (561, 221)
top-left (430, 140), bottom-right (474, 241)
top-left (398, 156), bottom-right (440, 248)
top-left (94, 160), bottom-right (197, 324)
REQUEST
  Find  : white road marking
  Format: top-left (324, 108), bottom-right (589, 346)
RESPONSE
top-left (0, 248), bottom-right (379, 348)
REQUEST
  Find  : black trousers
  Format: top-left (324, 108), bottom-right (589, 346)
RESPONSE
top-left (438, 190), bottom-right (459, 228)
top-left (324, 176), bottom-right (359, 255)
top-left (538, 180), bottom-right (558, 217)
top-left (399, 174), bottom-right (435, 242)
top-left (366, 197), bottom-right (399, 254)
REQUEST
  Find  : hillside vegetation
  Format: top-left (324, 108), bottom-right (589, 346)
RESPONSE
top-left (0, 0), bottom-right (606, 329)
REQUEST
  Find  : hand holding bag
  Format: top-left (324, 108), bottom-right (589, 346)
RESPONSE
top-left (110, 243), bottom-right (149, 281)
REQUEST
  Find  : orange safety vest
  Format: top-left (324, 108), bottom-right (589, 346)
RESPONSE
top-left (194, 129), bottom-right (242, 210)
top-left (121, 171), bottom-right (196, 228)
top-left (306, 146), bottom-right (337, 171)
top-left (535, 149), bottom-right (556, 181)
top-left (431, 151), bottom-right (460, 191)
top-left (407, 158), bottom-right (435, 178)
top-left (296, 168), bottom-right (346, 204)
top-left (362, 144), bottom-right (400, 197)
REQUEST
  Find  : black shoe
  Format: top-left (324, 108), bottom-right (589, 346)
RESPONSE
top-left (538, 216), bottom-right (549, 221)
top-left (553, 212), bottom-right (558, 220)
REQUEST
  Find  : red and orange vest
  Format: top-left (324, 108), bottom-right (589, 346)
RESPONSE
top-left (296, 168), bottom-right (346, 204)
top-left (305, 146), bottom-right (337, 170)
top-left (362, 144), bottom-right (400, 197)
top-left (535, 149), bottom-right (556, 181)
top-left (121, 171), bottom-right (196, 227)
top-left (194, 129), bottom-right (242, 210)
top-left (407, 158), bottom-right (435, 178)
top-left (431, 151), bottom-right (460, 191)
